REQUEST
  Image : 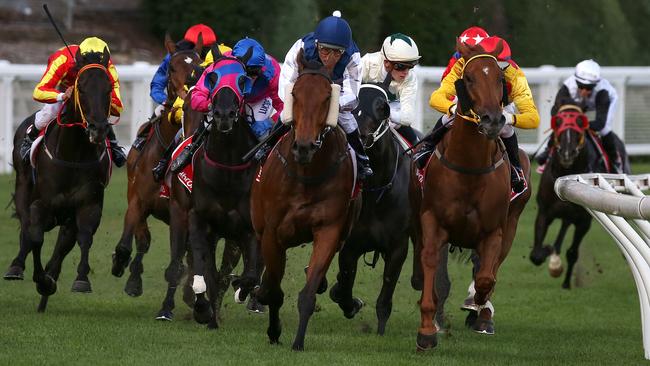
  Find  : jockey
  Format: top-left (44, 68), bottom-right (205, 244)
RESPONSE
top-left (413, 35), bottom-right (539, 193)
top-left (360, 33), bottom-right (420, 146)
top-left (20, 36), bottom-right (126, 167)
top-left (134, 24), bottom-right (231, 151)
top-left (538, 59), bottom-right (622, 172)
top-left (255, 11), bottom-right (373, 180)
top-left (158, 37), bottom-right (284, 177)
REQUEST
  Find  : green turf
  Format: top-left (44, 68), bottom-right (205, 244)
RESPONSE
top-left (1, 164), bottom-right (649, 365)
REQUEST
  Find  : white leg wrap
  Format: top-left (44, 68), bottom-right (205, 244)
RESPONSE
top-left (192, 275), bottom-right (206, 294)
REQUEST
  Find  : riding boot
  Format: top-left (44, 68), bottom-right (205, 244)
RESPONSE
top-left (502, 134), bottom-right (525, 193)
top-left (346, 129), bottom-right (373, 180)
top-left (170, 123), bottom-right (207, 174)
top-left (395, 125), bottom-right (419, 146)
top-left (601, 132), bottom-right (621, 173)
top-left (132, 114), bottom-right (157, 151)
top-left (20, 122), bottom-right (40, 163)
top-left (107, 126), bottom-right (127, 168)
top-left (152, 130), bottom-right (182, 182)
top-left (254, 122), bottom-right (291, 161)
top-left (413, 117), bottom-right (449, 169)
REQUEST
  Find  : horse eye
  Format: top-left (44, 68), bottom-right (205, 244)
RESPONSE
top-left (465, 76), bottom-right (473, 83)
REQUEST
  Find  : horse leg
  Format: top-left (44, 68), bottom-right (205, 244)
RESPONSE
top-left (182, 246), bottom-right (196, 308)
top-left (72, 204), bottom-right (102, 293)
top-left (410, 231), bottom-right (424, 291)
top-left (329, 242), bottom-right (363, 320)
top-left (434, 244), bottom-right (451, 332)
top-left (124, 220), bottom-right (151, 297)
top-left (548, 220), bottom-right (571, 278)
top-left (5, 176), bottom-right (33, 280)
top-left (376, 237), bottom-right (409, 335)
top-left (39, 224), bottom-right (77, 311)
top-left (530, 212), bottom-right (554, 266)
top-left (111, 198), bottom-right (141, 277)
top-left (188, 209), bottom-right (213, 324)
top-left (156, 202), bottom-right (189, 321)
top-left (257, 230), bottom-right (286, 345)
top-left (5, 229), bottom-right (30, 280)
top-left (292, 226), bottom-right (342, 351)
top-left (205, 235), bottom-right (221, 329)
top-left (28, 201), bottom-right (53, 298)
top-left (233, 233), bottom-right (262, 303)
top-left (562, 219), bottom-right (591, 289)
top-left (473, 230), bottom-right (505, 335)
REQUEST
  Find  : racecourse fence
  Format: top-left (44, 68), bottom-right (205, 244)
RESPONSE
top-left (1, 60), bottom-right (650, 173)
top-left (555, 173), bottom-right (650, 360)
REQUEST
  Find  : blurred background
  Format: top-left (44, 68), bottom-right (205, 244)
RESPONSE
top-left (0, 0), bottom-right (649, 172)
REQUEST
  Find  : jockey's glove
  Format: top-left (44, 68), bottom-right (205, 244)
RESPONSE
top-left (154, 104), bottom-right (166, 117)
top-left (448, 104), bottom-right (457, 116)
top-left (503, 112), bottom-right (514, 125)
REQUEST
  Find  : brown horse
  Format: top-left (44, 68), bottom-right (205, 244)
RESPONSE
top-left (251, 52), bottom-right (360, 350)
top-left (410, 40), bottom-right (532, 350)
top-left (111, 34), bottom-right (202, 300)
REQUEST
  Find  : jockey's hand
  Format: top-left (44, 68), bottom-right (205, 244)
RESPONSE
top-left (63, 86), bottom-right (73, 100)
top-left (448, 104), bottom-right (457, 116)
top-left (503, 112), bottom-right (515, 125)
top-left (154, 104), bottom-right (166, 117)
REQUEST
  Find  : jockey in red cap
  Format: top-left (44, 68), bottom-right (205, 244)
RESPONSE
top-left (184, 24), bottom-right (217, 46)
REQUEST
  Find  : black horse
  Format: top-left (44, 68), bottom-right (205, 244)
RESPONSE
top-left (328, 84), bottom-right (414, 335)
top-left (188, 53), bottom-right (263, 328)
top-left (530, 105), bottom-right (630, 288)
top-left (5, 48), bottom-right (113, 311)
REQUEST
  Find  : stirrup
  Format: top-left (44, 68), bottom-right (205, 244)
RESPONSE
top-left (511, 167), bottom-right (525, 193)
top-left (170, 145), bottom-right (193, 173)
top-left (132, 136), bottom-right (147, 151)
top-left (254, 144), bottom-right (272, 162)
top-left (152, 159), bottom-right (168, 182)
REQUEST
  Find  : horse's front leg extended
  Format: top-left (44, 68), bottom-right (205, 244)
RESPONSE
top-left (188, 208), bottom-right (212, 324)
top-left (257, 229), bottom-right (286, 346)
top-left (473, 228), bottom-right (504, 335)
top-left (330, 241), bottom-right (363, 320)
top-left (416, 210), bottom-right (447, 351)
top-left (73, 203), bottom-right (103, 293)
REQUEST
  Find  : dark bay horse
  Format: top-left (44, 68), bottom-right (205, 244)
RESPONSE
top-left (187, 52), bottom-right (264, 329)
top-left (329, 83), bottom-right (413, 335)
top-left (111, 35), bottom-right (203, 298)
top-left (529, 105), bottom-right (628, 288)
top-left (410, 40), bottom-right (531, 350)
top-left (251, 52), bottom-right (361, 350)
top-left (5, 48), bottom-right (114, 312)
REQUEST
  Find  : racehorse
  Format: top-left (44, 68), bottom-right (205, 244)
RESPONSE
top-left (329, 83), bottom-right (413, 335)
top-left (111, 34), bottom-right (202, 298)
top-left (5, 47), bottom-right (114, 312)
top-left (410, 39), bottom-right (531, 350)
top-left (187, 49), bottom-right (264, 329)
top-left (529, 105), bottom-right (629, 288)
top-left (251, 51), bottom-right (361, 350)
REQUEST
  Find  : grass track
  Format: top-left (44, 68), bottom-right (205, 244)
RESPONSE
top-left (1, 164), bottom-right (649, 365)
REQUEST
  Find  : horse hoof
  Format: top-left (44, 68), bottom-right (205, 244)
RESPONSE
top-left (36, 274), bottom-right (57, 296)
top-left (317, 277), bottom-right (328, 294)
top-left (464, 310), bottom-right (478, 328)
top-left (344, 297), bottom-right (364, 319)
top-left (155, 309), bottom-right (174, 321)
top-left (124, 276), bottom-right (143, 297)
top-left (111, 249), bottom-right (131, 278)
top-left (4, 265), bottom-right (24, 280)
top-left (71, 280), bottom-right (92, 293)
top-left (416, 332), bottom-right (438, 351)
top-left (234, 287), bottom-right (248, 304)
top-left (193, 295), bottom-right (213, 324)
top-left (207, 319), bottom-right (219, 330)
top-left (291, 342), bottom-right (305, 351)
top-left (472, 318), bottom-right (495, 335)
top-left (329, 282), bottom-right (341, 303)
top-left (246, 296), bottom-right (266, 314)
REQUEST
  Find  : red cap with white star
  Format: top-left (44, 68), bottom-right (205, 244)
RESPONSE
top-left (458, 26), bottom-right (489, 46)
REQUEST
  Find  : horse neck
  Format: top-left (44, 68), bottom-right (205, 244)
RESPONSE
top-left (366, 131), bottom-right (398, 185)
top-left (205, 118), bottom-right (256, 165)
top-left (51, 125), bottom-right (101, 161)
top-left (444, 116), bottom-right (497, 167)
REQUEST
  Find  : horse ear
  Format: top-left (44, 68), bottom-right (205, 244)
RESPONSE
top-left (210, 43), bottom-right (222, 61)
top-left (296, 48), bottom-right (306, 73)
top-left (194, 33), bottom-right (204, 56)
top-left (101, 46), bottom-right (110, 68)
top-left (74, 47), bottom-right (85, 66)
top-left (239, 46), bottom-right (253, 65)
top-left (164, 32), bottom-right (176, 54)
top-left (373, 98), bottom-right (390, 121)
top-left (456, 37), bottom-right (470, 60)
top-left (207, 72), bottom-right (218, 90)
top-left (492, 40), bottom-right (504, 58)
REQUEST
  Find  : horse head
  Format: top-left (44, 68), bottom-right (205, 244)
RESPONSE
top-left (354, 84), bottom-right (390, 149)
top-left (73, 46), bottom-right (112, 144)
top-left (551, 104), bottom-right (589, 168)
top-left (456, 38), bottom-right (507, 139)
top-left (165, 33), bottom-right (203, 103)
top-left (205, 56), bottom-right (250, 134)
top-left (283, 49), bottom-right (340, 164)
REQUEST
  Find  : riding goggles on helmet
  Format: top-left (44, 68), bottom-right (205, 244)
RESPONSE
top-left (392, 61), bottom-right (417, 71)
top-left (576, 81), bottom-right (596, 91)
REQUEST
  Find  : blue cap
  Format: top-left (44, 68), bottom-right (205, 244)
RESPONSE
top-left (232, 37), bottom-right (266, 68)
top-left (314, 14), bottom-right (352, 49)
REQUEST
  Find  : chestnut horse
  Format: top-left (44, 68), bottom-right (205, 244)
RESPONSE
top-left (529, 105), bottom-right (626, 288)
top-left (5, 48), bottom-right (114, 312)
top-left (111, 35), bottom-right (202, 298)
top-left (251, 53), bottom-right (360, 350)
top-left (410, 40), bottom-right (531, 350)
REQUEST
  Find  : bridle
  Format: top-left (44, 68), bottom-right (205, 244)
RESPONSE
top-left (166, 49), bottom-right (202, 105)
top-left (358, 84), bottom-right (390, 149)
top-left (455, 54), bottom-right (505, 124)
top-left (57, 63), bottom-right (112, 129)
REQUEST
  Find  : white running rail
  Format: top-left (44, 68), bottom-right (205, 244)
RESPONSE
top-left (555, 173), bottom-right (650, 359)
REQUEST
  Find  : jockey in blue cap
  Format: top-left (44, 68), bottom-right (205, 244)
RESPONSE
top-left (254, 11), bottom-right (373, 180)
